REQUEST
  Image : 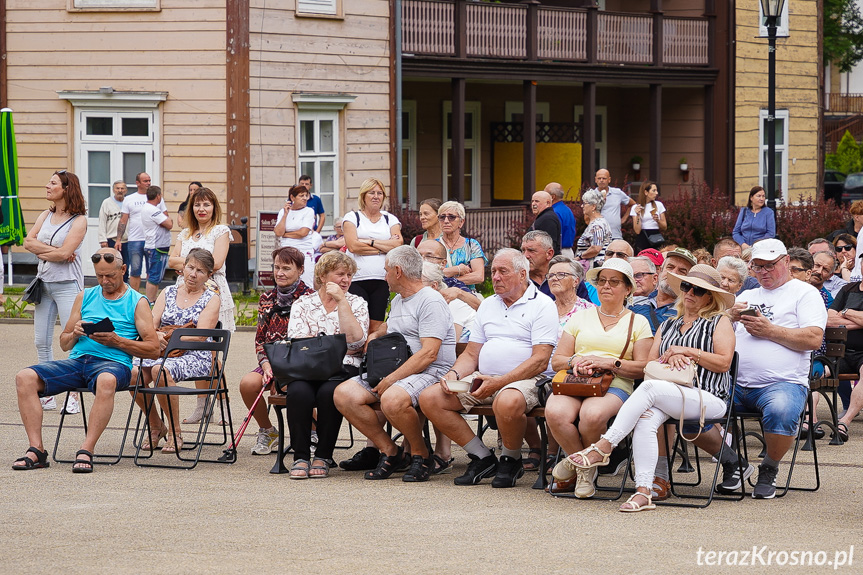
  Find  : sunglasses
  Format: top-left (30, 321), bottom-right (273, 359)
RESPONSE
top-left (837, 245), bottom-right (855, 252)
top-left (679, 281), bottom-right (708, 297)
top-left (595, 277), bottom-right (624, 287)
top-left (545, 272), bottom-right (575, 281)
top-left (55, 170), bottom-right (67, 175)
top-left (633, 272), bottom-right (655, 280)
top-left (605, 250), bottom-right (629, 259)
top-left (91, 253), bottom-right (123, 264)
top-left (439, 214), bottom-right (460, 221)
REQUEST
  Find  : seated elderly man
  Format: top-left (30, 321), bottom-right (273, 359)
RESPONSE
top-left (605, 239), bottom-right (634, 261)
top-left (334, 245), bottom-right (456, 483)
top-left (808, 240), bottom-right (847, 298)
top-left (417, 239), bottom-right (480, 310)
top-left (521, 230), bottom-right (555, 297)
top-left (12, 248), bottom-right (159, 473)
top-left (419, 248), bottom-right (558, 488)
top-left (643, 247), bottom-right (696, 332)
top-left (627, 255), bottom-right (658, 324)
top-left (722, 239), bottom-right (827, 498)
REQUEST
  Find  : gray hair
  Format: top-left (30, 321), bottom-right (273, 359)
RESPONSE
top-left (628, 256), bottom-right (657, 274)
top-left (421, 261), bottom-right (445, 290)
top-left (112, 179), bottom-right (126, 187)
top-left (547, 184), bottom-right (564, 200)
top-left (522, 229), bottom-right (554, 251)
top-left (386, 245), bottom-right (424, 280)
top-left (717, 255), bottom-right (748, 283)
top-left (494, 247), bottom-right (529, 277)
top-left (813, 249), bottom-right (838, 271)
top-left (582, 188), bottom-right (606, 212)
top-left (549, 255), bottom-right (585, 284)
top-left (808, 238), bottom-right (836, 254)
top-left (438, 200), bottom-right (466, 220)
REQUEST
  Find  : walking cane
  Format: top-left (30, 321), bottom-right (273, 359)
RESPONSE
top-left (219, 382), bottom-right (267, 462)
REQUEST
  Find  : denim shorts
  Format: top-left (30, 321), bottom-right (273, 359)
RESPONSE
top-left (30, 355), bottom-right (132, 396)
top-left (607, 387), bottom-right (630, 403)
top-left (732, 382), bottom-right (808, 437)
top-left (126, 241), bottom-right (145, 277)
top-left (145, 247), bottom-right (170, 286)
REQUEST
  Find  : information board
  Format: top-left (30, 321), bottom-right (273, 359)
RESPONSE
top-left (256, 210), bottom-right (280, 288)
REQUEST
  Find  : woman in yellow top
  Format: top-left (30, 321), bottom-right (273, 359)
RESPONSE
top-left (545, 258), bottom-right (653, 497)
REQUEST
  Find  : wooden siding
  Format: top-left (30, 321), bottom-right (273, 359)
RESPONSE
top-left (248, 0), bottom-right (391, 220)
top-left (4, 0), bottom-right (228, 227)
top-left (734, 2), bottom-right (820, 205)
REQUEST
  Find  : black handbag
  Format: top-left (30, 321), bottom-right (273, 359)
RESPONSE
top-left (264, 333), bottom-right (347, 392)
top-left (646, 231), bottom-right (665, 247)
top-left (22, 277), bottom-right (44, 305)
top-left (362, 332), bottom-right (412, 386)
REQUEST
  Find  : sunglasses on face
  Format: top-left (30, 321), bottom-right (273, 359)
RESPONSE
top-left (91, 253), bottom-right (122, 264)
top-left (837, 245), bottom-right (855, 252)
top-left (439, 214), bottom-right (460, 221)
top-left (605, 251), bottom-right (629, 259)
top-left (595, 277), bottom-right (624, 287)
top-left (633, 272), bottom-right (655, 280)
top-left (679, 281), bottom-right (708, 297)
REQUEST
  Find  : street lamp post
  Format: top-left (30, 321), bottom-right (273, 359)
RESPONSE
top-left (761, 0), bottom-right (786, 210)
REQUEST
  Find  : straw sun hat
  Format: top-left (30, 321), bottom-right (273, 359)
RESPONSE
top-left (666, 264), bottom-right (736, 309)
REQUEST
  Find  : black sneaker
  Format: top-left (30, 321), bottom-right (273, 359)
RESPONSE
top-left (364, 447), bottom-right (405, 480)
top-left (491, 455), bottom-right (525, 488)
top-left (752, 463), bottom-right (779, 499)
top-left (454, 453), bottom-right (498, 486)
top-left (716, 459), bottom-right (755, 494)
top-left (598, 444), bottom-right (629, 476)
top-left (339, 447), bottom-right (381, 471)
top-left (402, 454), bottom-right (432, 483)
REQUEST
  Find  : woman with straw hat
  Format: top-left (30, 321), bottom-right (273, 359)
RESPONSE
top-left (553, 264), bottom-right (736, 512)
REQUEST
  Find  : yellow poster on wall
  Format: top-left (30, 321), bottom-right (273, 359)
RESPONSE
top-left (493, 142), bottom-right (583, 201)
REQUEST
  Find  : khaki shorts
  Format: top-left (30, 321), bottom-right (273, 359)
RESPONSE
top-left (456, 372), bottom-right (546, 413)
top-left (356, 371), bottom-right (441, 408)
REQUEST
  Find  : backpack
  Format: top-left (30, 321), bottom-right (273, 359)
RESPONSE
top-left (362, 332), bottom-right (412, 386)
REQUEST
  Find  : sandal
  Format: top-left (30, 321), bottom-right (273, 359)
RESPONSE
top-left (12, 446), bottom-right (50, 471)
top-left (162, 434), bottom-right (184, 454)
top-left (619, 491), bottom-right (656, 513)
top-left (309, 458), bottom-right (332, 479)
top-left (651, 476), bottom-right (671, 501)
top-left (290, 459), bottom-right (311, 480)
top-left (364, 447), bottom-right (404, 480)
top-left (432, 454), bottom-right (454, 475)
top-left (545, 453), bottom-right (558, 475)
top-left (141, 425), bottom-right (168, 452)
top-left (522, 448), bottom-right (542, 472)
top-left (72, 449), bottom-right (94, 474)
top-left (833, 422), bottom-right (849, 442)
top-left (552, 444), bottom-right (611, 482)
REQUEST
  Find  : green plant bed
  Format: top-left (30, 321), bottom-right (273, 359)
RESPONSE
top-left (1, 295), bottom-right (33, 319)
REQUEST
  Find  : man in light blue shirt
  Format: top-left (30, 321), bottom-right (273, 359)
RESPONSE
top-left (591, 169), bottom-right (635, 240)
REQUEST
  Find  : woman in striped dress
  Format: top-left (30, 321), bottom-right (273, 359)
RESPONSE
top-left (553, 264), bottom-right (736, 512)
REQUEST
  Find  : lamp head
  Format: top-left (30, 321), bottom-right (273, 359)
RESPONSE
top-left (760, 0), bottom-right (786, 18)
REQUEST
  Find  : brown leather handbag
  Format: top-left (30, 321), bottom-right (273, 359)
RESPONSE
top-left (552, 311), bottom-right (636, 398)
top-left (158, 322), bottom-right (196, 358)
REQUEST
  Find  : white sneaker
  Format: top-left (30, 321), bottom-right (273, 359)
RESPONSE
top-left (251, 427), bottom-right (279, 455)
top-left (62, 395), bottom-right (80, 415)
top-left (41, 396), bottom-right (57, 411)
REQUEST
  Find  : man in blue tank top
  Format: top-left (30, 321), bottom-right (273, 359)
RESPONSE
top-left (11, 248), bottom-right (160, 473)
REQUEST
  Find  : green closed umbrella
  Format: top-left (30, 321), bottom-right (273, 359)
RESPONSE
top-left (0, 108), bottom-right (26, 284)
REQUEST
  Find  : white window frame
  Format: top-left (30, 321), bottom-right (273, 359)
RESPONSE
top-left (296, 0), bottom-right (341, 17)
top-left (297, 110), bottom-right (340, 232)
top-left (758, 3), bottom-right (789, 38)
top-left (504, 101), bottom-right (551, 123)
top-left (442, 101), bottom-right (481, 208)
top-left (69, 0), bottom-right (160, 11)
top-left (758, 108), bottom-right (790, 201)
top-left (574, 105), bottom-right (608, 172)
top-left (401, 100), bottom-right (417, 208)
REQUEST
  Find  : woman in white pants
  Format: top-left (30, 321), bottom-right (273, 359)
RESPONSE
top-left (552, 264), bottom-right (736, 512)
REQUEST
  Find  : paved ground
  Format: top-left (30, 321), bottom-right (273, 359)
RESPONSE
top-left (1, 322), bottom-right (862, 573)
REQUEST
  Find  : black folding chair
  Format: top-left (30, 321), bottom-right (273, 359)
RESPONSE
top-left (134, 328), bottom-right (235, 469)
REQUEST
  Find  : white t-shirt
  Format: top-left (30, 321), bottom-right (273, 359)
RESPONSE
top-left (448, 298), bottom-right (476, 344)
top-left (121, 192), bottom-right (167, 242)
top-left (596, 186), bottom-right (631, 239)
top-left (276, 207), bottom-right (316, 254)
top-left (629, 200), bottom-right (666, 231)
top-left (141, 202), bottom-right (171, 249)
top-left (735, 279), bottom-right (827, 388)
top-left (345, 210), bottom-right (401, 281)
top-left (471, 283), bottom-right (558, 376)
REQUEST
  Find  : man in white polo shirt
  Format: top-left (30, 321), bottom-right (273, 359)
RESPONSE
top-left (420, 248), bottom-right (558, 488)
top-left (116, 172), bottom-right (168, 292)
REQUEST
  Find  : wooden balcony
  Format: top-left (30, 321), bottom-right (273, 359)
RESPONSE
top-left (402, 0), bottom-right (711, 67)
top-left (826, 93), bottom-right (863, 114)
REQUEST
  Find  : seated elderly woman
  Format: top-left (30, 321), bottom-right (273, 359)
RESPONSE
top-left (239, 246), bottom-right (315, 456)
top-left (132, 248), bottom-right (221, 454)
top-left (553, 264), bottom-right (736, 512)
top-left (716, 255), bottom-right (750, 296)
top-left (284, 251), bottom-right (369, 479)
top-left (544, 259), bottom-right (653, 496)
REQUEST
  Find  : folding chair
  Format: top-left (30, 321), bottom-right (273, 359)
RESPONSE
top-left (134, 327), bottom-right (235, 469)
top-left (805, 326), bottom-right (847, 449)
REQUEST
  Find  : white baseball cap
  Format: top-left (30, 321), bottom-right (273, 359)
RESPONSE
top-left (750, 238), bottom-right (787, 262)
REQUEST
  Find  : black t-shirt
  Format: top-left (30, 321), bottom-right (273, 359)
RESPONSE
top-left (830, 282), bottom-right (863, 351)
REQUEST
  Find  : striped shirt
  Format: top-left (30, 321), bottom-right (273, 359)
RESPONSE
top-left (658, 315), bottom-right (730, 401)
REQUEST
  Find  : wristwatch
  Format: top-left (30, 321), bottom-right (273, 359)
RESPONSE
top-left (613, 359), bottom-right (622, 371)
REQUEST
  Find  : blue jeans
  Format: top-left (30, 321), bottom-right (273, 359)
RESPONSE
top-left (126, 240), bottom-right (145, 277)
top-left (33, 280), bottom-right (80, 363)
top-left (107, 238), bottom-right (130, 283)
top-left (30, 355), bottom-right (131, 396)
top-left (732, 382), bottom-right (808, 437)
top-left (145, 247), bottom-right (170, 286)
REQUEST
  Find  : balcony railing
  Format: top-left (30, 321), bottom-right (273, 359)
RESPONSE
top-left (402, 0), bottom-right (711, 67)
top-left (827, 93), bottom-right (863, 114)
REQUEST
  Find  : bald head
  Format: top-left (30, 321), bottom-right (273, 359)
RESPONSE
top-left (595, 169), bottom-right (611, 191)
top-left (93, 247), bottom-right (124, 268)
top-left (544, 182), bottom-right (564, 202)
top-left (531, 191), bottom-right (553, 215)
top-left (417, 239), bottom-right (447, 268)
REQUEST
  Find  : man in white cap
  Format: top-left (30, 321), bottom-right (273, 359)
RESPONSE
top-left (723, 238), bottom-right (827, 499)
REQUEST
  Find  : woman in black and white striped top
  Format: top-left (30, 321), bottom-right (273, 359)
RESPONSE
top-left (554, 264), bottom-right (736, 513)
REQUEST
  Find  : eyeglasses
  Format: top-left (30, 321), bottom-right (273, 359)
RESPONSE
top-left (749, 261), bottom-right (778, 273)
top-left (679, 281), bottom-right (708, 297)
top-left (545, 272), bottom-right (575, 281)
top-left (633, 272), bottom-right (655, 280)
top-left (423, 255), bottom-right (446, 263)
top-left (789, 266), bottom-right (811, 274)
top-left (439, 214), bottom-right (460, 221)
top-left (595, 277), bottom-right (624, 287)
top-left (605, 250), bottom-right (629, 259)
top-left (837, 245), bottom-right (855, 252)
top-left (91, 253), bottom-right (123, 264)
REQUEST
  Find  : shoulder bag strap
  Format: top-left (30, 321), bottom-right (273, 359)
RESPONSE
top-left (618, 311), bottom-right (636, 360)
top-left (49, 214), bottom-right (79, 245)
